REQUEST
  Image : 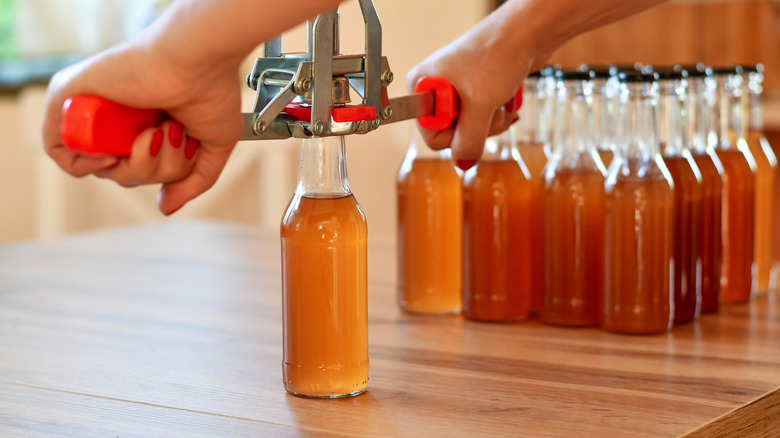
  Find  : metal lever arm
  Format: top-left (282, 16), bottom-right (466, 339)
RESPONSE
top-left (60, 77), bottom-right (522, 154)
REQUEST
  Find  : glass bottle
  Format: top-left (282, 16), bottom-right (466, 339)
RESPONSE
top-left (603, 72), bottom-right (674, 334)
top-left (542, 71), bottom-right (606, 327)
top-left (514, 71), bottom-right (552, 315)
top-left (280, 135), bottom-right (368, 398)
top-left (463, 131), bottom-right (533, 321)
top-left (742, 64), bottom-right (777, 293)
top-left (681, 65), bottom-right (724, 314)
top-left (712, 67), bottom-right (756, 303)
top-left (656, 68), bottom-right (703, 324)
top-left (396, 128), bottom-right (462, 314)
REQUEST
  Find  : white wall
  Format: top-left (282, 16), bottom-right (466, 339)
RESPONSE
top-left (0, 0), bottom-right (488, 245)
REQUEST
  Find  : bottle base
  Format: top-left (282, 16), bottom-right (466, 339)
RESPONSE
top-left (602, 325), bottom-right (671, 335)
top-left (285, 387), bottom-right (367, 399)
top-left (464, 313), bottom-right (530, 323)
top-left (401, 307), bottom-right (462, 316)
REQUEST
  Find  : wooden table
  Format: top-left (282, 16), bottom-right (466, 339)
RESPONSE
top-left (0, 220), bottom-right (778, 437)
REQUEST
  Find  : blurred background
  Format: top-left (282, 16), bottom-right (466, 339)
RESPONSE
top-left (0, 0), bottom-right (778, 251)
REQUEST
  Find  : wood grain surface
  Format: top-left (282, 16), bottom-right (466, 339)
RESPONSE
top-left (0, 221), bottom-right (778, 437)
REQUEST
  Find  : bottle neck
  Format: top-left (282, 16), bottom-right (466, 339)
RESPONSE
top-left (516, 77), bottom-right (549, 145)
top-left (746, 71), bottom-right (764, 131)
top-left (616, 81), bottom-right (660, 163)
top-left (715, 73), bottom-right (744, 150)
top-left (657, 78), bottom-right (688, 157)
top-left (593, 77), bottom-right (618, 152)
top-left (296, 136), bottom-right (351, 197)
top-left (688, 76), bottom-right (716, 154)
top-left (552, 79), bottom-right (597, 162)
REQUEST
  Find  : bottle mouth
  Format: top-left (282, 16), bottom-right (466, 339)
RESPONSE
top-left (710, 65), bottom-right (744, 76)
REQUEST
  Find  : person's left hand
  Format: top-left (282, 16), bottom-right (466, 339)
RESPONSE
top-left (406, 15), bottom-right (551, 170)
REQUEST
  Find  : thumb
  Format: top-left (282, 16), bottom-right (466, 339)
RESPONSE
top-left (450, 100), bottom-right (493, 169)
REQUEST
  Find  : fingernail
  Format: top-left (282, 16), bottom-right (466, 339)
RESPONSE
top-left (456, 159), bottom-right (477, 171)
top-left (150, 128), bottom-right (163, 157)
top-left (168, 121), bottom-right (184, 148)
top-left (184, 136), bottom-right (199, 160)
top-left (511, 114), bottom-right (520, 124)
top-left (166, 205), bottom-right (183, 216)
top-left (102, 157), bottom-right (119, 169)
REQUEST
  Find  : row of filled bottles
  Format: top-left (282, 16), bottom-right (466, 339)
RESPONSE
top-left (396, 63), bottom-right (777, 334)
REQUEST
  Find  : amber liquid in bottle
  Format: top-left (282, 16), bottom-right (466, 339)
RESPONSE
top-left (715, 148), bottom-right (755, 302)
top-left (691, 152), bottom-right (723, 313)
top-left (543, 169), bottom-right (605, 326)
top-left (662, 155), bottom-right (702, 323)
top-left (604, 171), bottom-right (674, 333)
top-left (516, 142), bottom-right (547, 314)
top-left (463, 158), bottom-right (533, 321)
top-left (397, 156), bottom-right (463, 314)
top-left (598, 149), bottom-right (615, 170)
top-left (518, 143), bottom-right (549, 179)
top-left (281, 136), bottom-right (368, 398)
top-left (745, 130), bottom-right (777, 292)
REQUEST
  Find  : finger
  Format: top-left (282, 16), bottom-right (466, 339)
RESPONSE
top-left (167, 120), bottom-right (185, 149)
top-left (417, 124), bottom-right (455, 151)
top-left (147, 131), bottom-right (197, 181)
top-left (149, 123), bottom-right (197, 178)
top-left (156, 141), bottom-right (232, 215)
top-left (94, 127), bottom-right (162, 186)
top-left (42, 66), bottom-right (122, 177)
top-left (486, 108), bottom-right (520, 138)
top-left (47, 145), bottom-right (120, 177)
top-left (450, 100), bottom-right (494, 169)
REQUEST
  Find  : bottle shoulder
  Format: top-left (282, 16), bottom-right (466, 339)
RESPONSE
top-left (661, 155), bottom-right (703, 187)
top-left (281, 193), bottom-right (367, 241)
top-left (397, 156), bottom-right (461, 184)
top-left (605, 157), bottom-right (673, 189)
top-left (465, 159), bottom-right (529, 186)
top-left (546, 150), bottom-right (607, 176)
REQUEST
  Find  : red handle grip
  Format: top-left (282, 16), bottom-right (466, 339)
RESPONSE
top-left (414, 76), bottom-right (523, 131)
top-left (61, 95), bottom-right (164, 156)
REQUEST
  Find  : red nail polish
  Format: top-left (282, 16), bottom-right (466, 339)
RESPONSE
top-left (456, 159), bottom-right (477, 171)
top-left (150, 129), bottom-right (163, 157)
top-left (184, 136), bottom-right (199, 160)
top-left (168, 121), bottom-right (184, 148)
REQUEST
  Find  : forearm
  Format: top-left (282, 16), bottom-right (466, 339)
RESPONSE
top-left (483, 0), bottom-right (670, 70)
top-left (142, 0), bottom-right (344, 69)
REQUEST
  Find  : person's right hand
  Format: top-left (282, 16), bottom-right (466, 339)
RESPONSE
top-left (43, 36), bottom-right (244, 215)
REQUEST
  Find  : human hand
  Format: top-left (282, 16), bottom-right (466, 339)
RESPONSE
top-left (42, 38), bottom-right (244, 215)
top-left (406, 13), bottom-right (551, 170)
